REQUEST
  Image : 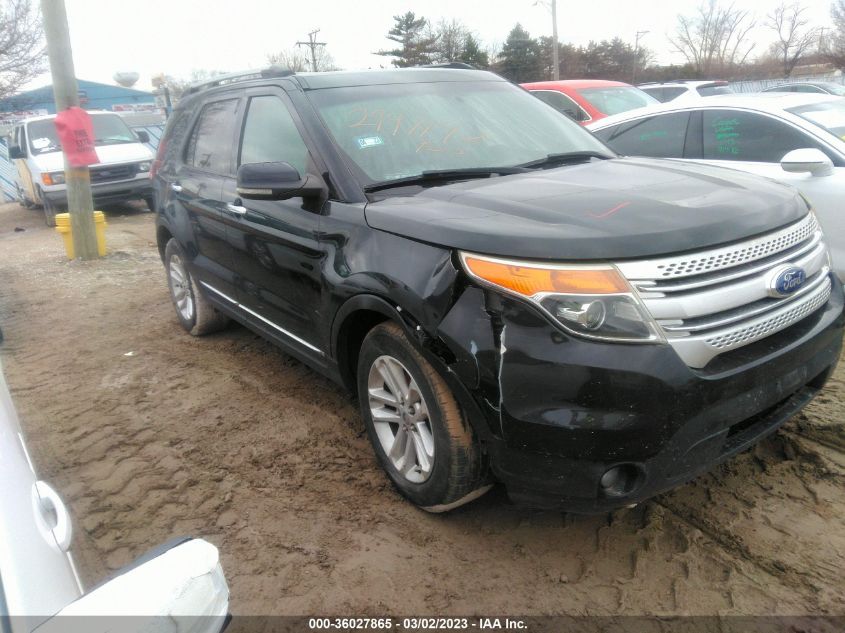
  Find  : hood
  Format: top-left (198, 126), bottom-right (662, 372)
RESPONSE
top-left (33, 142), bottom-right (153, 173)
top-left (363, 157), bottom-right (808, 261)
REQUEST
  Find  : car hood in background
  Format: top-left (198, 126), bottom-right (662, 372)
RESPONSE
top-left (364, 157), bottom-right (807, 261)
top-left (32, 143), bottom-right (153, 173)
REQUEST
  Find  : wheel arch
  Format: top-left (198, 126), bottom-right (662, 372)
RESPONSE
top-left (332, 294), bottom-right (493, 444)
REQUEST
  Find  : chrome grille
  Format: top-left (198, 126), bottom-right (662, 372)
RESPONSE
top-left (616, 214), bottom-right (831, 369)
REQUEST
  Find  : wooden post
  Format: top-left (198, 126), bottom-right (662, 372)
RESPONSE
top-left (40, 0), bottom-right (99, 260)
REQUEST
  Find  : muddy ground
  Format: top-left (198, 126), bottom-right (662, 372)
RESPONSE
top-left (0, 201), bottom-right (843, 616)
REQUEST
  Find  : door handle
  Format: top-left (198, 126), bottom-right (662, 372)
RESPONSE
top-left (226, 203), bottom-right (247, 216)
top-left (170, 183), bottom-right (183, 193)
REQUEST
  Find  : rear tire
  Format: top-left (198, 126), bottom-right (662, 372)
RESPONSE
top-left (164, 238), bottom-right (229, 336)
top-left (357, 322), bottom-right (489, 512)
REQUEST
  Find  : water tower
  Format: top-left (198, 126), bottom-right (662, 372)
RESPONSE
top-left (113, 71), bottom-right (140, 88)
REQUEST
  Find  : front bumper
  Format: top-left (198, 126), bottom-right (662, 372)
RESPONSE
top-left (42, 178), bottom-right (152, 207)
top-left (437, 277), bottom-right (844, 513)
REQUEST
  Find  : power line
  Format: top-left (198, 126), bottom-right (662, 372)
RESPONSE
top-left (296, 29), bottom-right (327, 72)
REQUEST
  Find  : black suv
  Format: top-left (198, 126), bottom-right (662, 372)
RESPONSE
top-left (152, 66), bottom-right (844, 513)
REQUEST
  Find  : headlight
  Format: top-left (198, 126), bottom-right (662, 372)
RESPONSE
top-left (41, 172), bottom-right (65, 186)
top-left (460, 252), bottom-right (665, 343)
top-left (138, 161), bottom-right (151, 172)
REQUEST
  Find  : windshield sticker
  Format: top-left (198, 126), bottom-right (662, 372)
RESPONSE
top-left (712, 118), bottom-right (740, 156)
top-left (357, 135), bottom-right (384, 149)
top-left (31, 137), bottom-right (52, 149)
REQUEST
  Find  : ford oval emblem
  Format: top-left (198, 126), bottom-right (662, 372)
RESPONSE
top-left (768, 265), bottom-right (806, 298)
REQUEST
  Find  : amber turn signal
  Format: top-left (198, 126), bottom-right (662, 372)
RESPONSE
top-left (461, 254), bottom-right (630, 296)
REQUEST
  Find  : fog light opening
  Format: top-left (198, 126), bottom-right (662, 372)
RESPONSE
top-left (600, 464), bottom-right (641, 497)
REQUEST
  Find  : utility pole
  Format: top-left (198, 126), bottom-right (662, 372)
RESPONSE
top-left (551, 0), bottom-right (559, 80)
top-left (41, 0), bottom-right (98, 260)
top-left (534, 0), bottom-right (560, 80)
top-left (296, 29), bottom-right (327, 72)
top-left (633, 30), bottom-right (650, 84)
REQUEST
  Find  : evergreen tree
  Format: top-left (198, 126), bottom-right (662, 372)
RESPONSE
top-left (459, 34), bottom-right (490, 68)
top-left (495, 24), bottom-right (542, 82)
top-left (376, 12), bottom-right (438, 67)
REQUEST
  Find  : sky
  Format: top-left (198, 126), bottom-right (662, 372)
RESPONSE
top-left (23, 0), bottom-right (837, 93)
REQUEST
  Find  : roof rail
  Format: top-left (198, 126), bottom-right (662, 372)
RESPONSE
top-left (419, 62), bottom-right (475, 70)
top-left (185, 65), bottom-right (294, 95)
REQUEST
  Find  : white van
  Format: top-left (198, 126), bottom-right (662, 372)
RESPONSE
top-left (7, 111), bottom-right (155, 226)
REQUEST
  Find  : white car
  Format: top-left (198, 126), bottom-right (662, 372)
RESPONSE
top-left (587, 93), bottom-right (845, 280)
top-left (6, 111), bottom-right (155, 227)
top-left (0, 358), bottom-right (229, 633)
top-left (637, 80), bottom-right (733, 103)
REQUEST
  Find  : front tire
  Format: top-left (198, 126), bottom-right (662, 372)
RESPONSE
top-left (357, 322), bottom-right (490, 512)
top-left (41, 191), bottom-right (57, 227)
top-left (164, 238), bottom-right (229, 336)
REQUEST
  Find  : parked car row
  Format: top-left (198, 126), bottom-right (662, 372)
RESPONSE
top-left (151, 65), bottom-right (842, 515)
top-left (586, 93), bottom-right (845, 280)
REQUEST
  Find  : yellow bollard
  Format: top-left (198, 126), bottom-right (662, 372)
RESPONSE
top-left (55, 212), bottom-right (107, 259)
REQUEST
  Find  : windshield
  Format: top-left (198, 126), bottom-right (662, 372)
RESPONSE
top-left (788, 100), bottom-right (845, 141)
top-left (307, 80), bottom-right (611, 184)
top-left (26, 113), bottom-right (137, 155)
top-left (821, 83), bottom-right (845, 96)
top-left (576, 86), bottom-right (658, 116)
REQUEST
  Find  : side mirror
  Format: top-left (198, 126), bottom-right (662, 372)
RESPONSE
top-left (8, 144), bottom-right (24, 159)
top-left (781, 148), bottom-right (834, 177)
top-left (237, 161), bottom-right (325, 201)
top-left (135, 130), bottom-right (150, 143)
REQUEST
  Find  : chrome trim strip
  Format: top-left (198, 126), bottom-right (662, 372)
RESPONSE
top-left (200, 281), bottom-right (323, 355)
top-left (635, 232), bottom-right (824, 294)
top-left (658, 267), bottom-right (831, 333)
top-left (199, 281), bottom-right (237, 305)
top-left (667, 276), bottom-right (832, 368)
top-left (617, 214), bottom-right (818, 281)
top-left (642, 242), bottom-right (829, 320)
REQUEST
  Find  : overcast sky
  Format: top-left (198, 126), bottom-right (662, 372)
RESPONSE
top-left (24, 0), bottom-right (837, 92)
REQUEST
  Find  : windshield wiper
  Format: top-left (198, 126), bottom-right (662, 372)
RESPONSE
top-left (95, 137), bottom-right (133, 145)
top-left (363, 167), bottom-right (529, 193)
top-left (519, 151), bottom-right (614, 169)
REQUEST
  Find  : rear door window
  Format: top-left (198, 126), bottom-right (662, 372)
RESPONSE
top-left (593, 112), bottom-right (690, 158)
top-left (185, 98), bottom-right (240, 174)
top-left (701, 109), bottom-right (834, 162)
top-left (662, 87), bottom-right (687, 101)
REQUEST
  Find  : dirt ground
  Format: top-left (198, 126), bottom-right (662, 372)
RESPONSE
top-left (0, 201), bottom-right (844, 617)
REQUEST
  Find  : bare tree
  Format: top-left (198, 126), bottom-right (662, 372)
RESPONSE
top-left (827, 0), bottom-right (845, 68)
top-left (268, 46), bottom-right (337, 72)
top-left (669, 0), bottom-right (756, 76)
top-left (267, 49), bottom-right (310, 72)
top-left (766, 2), bottom-right (820, 76)
top-left (0, 0), bottom-right (46, 100)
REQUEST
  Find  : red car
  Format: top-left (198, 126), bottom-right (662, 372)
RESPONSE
top-left (521, 79), bottom-right (659, 125)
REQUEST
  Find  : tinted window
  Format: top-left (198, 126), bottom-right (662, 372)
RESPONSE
top-left (530, 90), bottom-right (589, 122)
top-left (662, 87), bottom-right (687, 101)
top-left (794, 84), bottom-right (824, 93)
top-left (639, 87), bottom-right (665, 102)
top-left (702, 110), bottom-right (829, 162)
top-left (239, 96), bottom-right (309, 174)
top-left (576, 87), bottom-right (658, 116)
top-left (593, 112), bottom-right (690, 158)
top-left (185, 99), bottom-right (239, 174)
top-left (696, 84), bottom-right (733, 97)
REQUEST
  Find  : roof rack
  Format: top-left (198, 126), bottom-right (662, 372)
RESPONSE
top-left (418, 62), bottom-right (476, 70)
top-left (185, 65), bottom-right (294, 95)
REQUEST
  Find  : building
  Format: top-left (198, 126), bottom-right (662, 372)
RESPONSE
top-left (0, 79), bottom-right (158, 120)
